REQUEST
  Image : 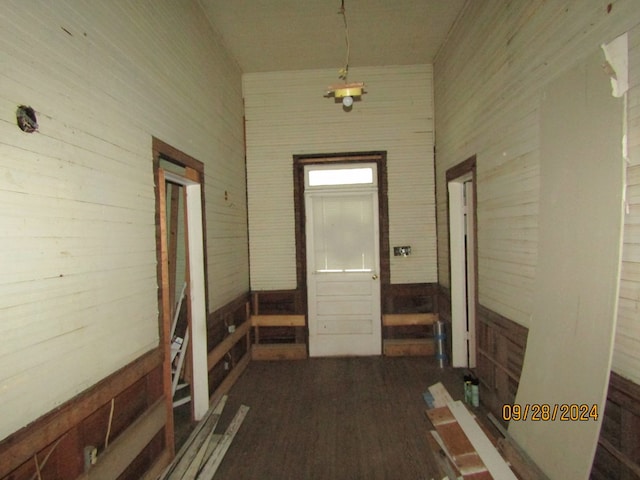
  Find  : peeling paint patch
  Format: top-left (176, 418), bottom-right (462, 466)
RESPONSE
top-left (602, 32), bottom-right (629, 97)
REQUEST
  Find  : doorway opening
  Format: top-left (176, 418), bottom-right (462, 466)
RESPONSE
top-left (153, 138), bottom-right (210, 451)
top-left (293, 152), bottom-right (389, 357)
top-left (446, 156), bottom-right (478, 368)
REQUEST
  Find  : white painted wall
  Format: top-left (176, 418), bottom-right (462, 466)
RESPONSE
top-left (434, 1), bottom-right (640, 478)
top-left (0, 0), bottom-right (247, 440)
top-left (435, 2), bottom-right (640, 360)
top-left (244, 65), bottom-right (436, 289)
top-left (435, 1), bottom-right (640, 327)
top-left (614, 26), bottom-right (640, 385)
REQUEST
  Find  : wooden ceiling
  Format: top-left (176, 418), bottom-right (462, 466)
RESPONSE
top-left (200, 0), bottom-right (467, 73)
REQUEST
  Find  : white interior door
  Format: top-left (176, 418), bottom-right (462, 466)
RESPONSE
top-left (305, 164), bottom-right (381, 357)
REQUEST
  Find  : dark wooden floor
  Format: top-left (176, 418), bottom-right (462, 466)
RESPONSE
top-left (208, 356), bottom-right (465, 480)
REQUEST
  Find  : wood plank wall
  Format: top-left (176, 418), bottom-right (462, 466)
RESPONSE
top-left (434, 0), bottom-right (640, 332)
top-left (434, 3), bottom-right (640, 474)
top-left (243, 65), bottom-right (437, 291)
top-left (0, 292), bottom-right (257, 480)
top-left (0, 351), bottom-right (166, 480)
top-left (614, 23), bottom-right (640, 386)
top-left (1, 1), bottom-right (247, 443)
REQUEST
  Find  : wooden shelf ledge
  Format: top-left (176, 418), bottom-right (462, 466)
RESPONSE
top-left (383, 338), bottom-right (435, 357)
top-left (252, 343), bottom-right (308, 361)
top-left (383, 313), bottom-right (439, 326)
top-left (251, 314), bottom-right (306, 327)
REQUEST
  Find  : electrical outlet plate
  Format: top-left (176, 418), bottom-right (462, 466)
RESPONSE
top-left (83, 446), bottom-right (97, 470)
top-left (393, 246), bottom-right (411, 256)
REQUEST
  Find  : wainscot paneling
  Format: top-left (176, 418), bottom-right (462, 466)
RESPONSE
top-left (437, 286), bottom-right (528, 427)
top-left (0, 350), bottom-right (168, 480)
top-left (476, 304), bottom-right (529, 427)
top-left (591, 372), bottom-right (640, 479)
top-left (206, 292), bottom-right (252, 398)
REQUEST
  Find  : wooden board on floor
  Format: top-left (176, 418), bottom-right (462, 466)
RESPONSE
top-left (427, 408), bottom-right (478, 461)
top-left (448, 401), bottom-right (518, 480)
top-left (198, 405), bottom-right (250, 479)
top-left (426, 406), bottom-right (490, 478)
top-left (429, 382), bottom-right (455, 408)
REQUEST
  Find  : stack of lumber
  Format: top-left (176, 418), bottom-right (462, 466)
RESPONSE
top-left (160, 396), bottom-right (248, 480)
top-left (424, 383), bottom-right (517, 480)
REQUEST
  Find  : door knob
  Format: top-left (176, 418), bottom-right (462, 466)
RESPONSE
top-left (372, 274), bottom-right (378, 280)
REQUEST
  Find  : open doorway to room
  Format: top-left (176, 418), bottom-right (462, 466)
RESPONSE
top-left (293, 152), bottom-right (390, 357)
top-left (446, 156), bottom-right (478, 368)
top-left (153, 138), bottom-right (210, 450)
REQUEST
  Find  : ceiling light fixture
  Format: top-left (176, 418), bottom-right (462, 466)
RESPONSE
top-left (325, 0), bottom-right (365, 109)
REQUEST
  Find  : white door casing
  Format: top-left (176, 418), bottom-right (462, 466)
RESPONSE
top-left (448, 174), bottom-right (477, 368)
top-left (160, 169), bottom-right (209, 420)
top-left (305, 164), bottom-right (381, 357)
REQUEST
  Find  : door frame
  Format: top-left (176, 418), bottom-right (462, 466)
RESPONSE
top-left (293, 152), bottom-right (390, 320)
top-left (446, 155), bottom-right (478, 368)
top-left (304, 165), bottom-right (382, 356)
top-left (153, 138), bottom-right (210, 451)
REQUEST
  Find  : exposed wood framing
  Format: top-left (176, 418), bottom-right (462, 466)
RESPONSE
top-left (78, 400), bottom-right (165, 480)
top-left (168, 184), bottom-right (181, 309)
top-left (252, 344), bottom-right (308, 361)
top-left (250, 313), bottom-right (308, 360)
top-left (207, 319), bottom-right (251, 371)
top-left (210, 353), bottom-right (251, 408)
top-left (251, 315), bottom-right (305, 327)
top-left (249, 292), bottom-right (308, 359)
top-left (382, 312), bottom-right (438, 357)
top-left (383, 339), bottom-right (435, 357)
top-left (383, 313), bottom-right (437, 326)
top-left (0, 350), bottom-right (163, 478)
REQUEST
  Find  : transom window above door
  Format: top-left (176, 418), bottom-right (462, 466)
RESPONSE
top-left (305, 164), bottom-right (377, 188)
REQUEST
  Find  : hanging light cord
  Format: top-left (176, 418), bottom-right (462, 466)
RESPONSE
top-left (338, 0), bottom-right (350, 81)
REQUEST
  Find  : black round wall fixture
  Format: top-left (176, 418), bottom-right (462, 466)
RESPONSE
top-left (16, 105), bottom-right (38, 133)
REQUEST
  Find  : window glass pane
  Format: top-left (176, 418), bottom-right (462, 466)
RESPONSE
top-left (312, 194), bottom-right (374, 272)
top-left (308, 167), bottom-right (373, 187)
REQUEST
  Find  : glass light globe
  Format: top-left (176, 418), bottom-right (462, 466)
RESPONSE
top-left (342, 95), bottom-right (354, 107)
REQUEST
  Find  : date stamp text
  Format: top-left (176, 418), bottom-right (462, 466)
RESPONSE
top-left (502, 403), bottom-right (598, 422)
